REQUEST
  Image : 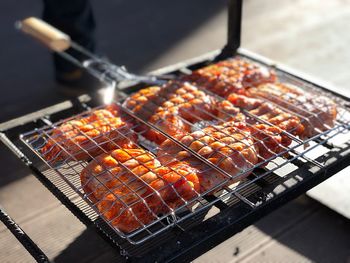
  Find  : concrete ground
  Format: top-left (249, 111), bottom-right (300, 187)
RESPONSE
top-left (1, 0), bottom-right (350, 262)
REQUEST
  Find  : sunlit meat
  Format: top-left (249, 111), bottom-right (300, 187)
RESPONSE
top-left (247, 83), bottom-right (337, 137)
top-left (123, 81), bottom-right (241, 144)
top-left (80, 148), bottom-right (200, 233)
top-left (227, 93), bottom-right (305, 138)
top-left (183, 58), bottom-right (276, 97)
top-left (158, 121), bottom-right (259, 191)
top-left (41, 104), bottom-right (137, 164)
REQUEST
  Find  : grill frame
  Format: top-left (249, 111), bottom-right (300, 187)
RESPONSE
top-left (1, 49), bottom-right (350, 262)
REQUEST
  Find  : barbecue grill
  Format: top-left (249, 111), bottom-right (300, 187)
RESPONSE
top-left (1, 1), bottom-right (350, 262)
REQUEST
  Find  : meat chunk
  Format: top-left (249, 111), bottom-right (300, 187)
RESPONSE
top-left (183, 58), bottom-right (276, 97)
top-left (80, 148), bottom-right (200, 233)
top-left (123, 81), bottom-right (235, 144)
top-left (41, 104), bottom-right (137, 164)
top-left (158, 121), bottom-right (259, 192)
top-left (247, 83), bottom-right (337, 137)
top-left (184, 58), bottom-right (337, 138)
top-left (250, 124), bottom-right (290, 161)
top-left (228, 93), bottom-right (305, 137)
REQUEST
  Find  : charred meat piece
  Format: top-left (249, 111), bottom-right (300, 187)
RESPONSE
top-left (183, 58), bottom-right (276, 97)
top-left (41, 104), bottom-right (137, 164)
top-left (80, 148), bottom-right (200, 233)
top-left (247, 83), bottom-right (337, 137)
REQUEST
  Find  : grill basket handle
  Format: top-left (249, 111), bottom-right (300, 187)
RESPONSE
top-left (17, 17), bottom-right (71, 52)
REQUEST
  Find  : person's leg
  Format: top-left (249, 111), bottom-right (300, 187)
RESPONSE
top-left (42, 0), bottom-right (96, 83)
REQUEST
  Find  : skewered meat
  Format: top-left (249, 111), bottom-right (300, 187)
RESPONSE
top-left (123, 81), bottom-right (240, 144)
top-left (247, 83), bottom-right (337, 137)
top-left (158, 121), bottom-right (259, 192)
top-left (80, 148), bottom-right (200, 233)
top-left (41, 104), bottom-right (137, 164)
top-left (183, 58), bottom-right (276, 97)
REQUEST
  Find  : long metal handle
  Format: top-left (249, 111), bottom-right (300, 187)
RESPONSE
top-left (16, 17), bottom-right (120, 103)
top-left (17, 17), bottom-right (71, 52)
top-left (16, 17), bottom-right (169, 104)
top-left (16, 17), bottom-right (102, 67)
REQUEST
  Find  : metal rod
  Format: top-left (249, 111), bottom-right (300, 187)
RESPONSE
top-left (216, 0), bottom-right (242, 60)
top-left (0, 205), bottom-right (50, 263)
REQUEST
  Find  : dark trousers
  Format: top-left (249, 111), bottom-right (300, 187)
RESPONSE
top-left (43, 0), bottom-right (96, 74)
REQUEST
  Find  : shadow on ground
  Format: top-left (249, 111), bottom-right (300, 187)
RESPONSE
top-left (253, 197), bottom-right (350, 263)
top-left (53, 196), bottom-right (350, 263)
top-left (53, 227), bottom-right (122, 263)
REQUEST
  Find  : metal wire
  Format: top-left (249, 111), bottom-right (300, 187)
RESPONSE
top-left (19, 57), bottom-right (350, 245)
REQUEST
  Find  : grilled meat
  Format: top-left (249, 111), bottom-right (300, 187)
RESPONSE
top-left (158, 121), bottom-right (259, 191)
top-left (183, 58), bottom-right (276, 97)
top-left (228, 93), bottom-right (305, 138)
top-left (186, 58), bottom-right (336, 138)
top-left (41, 104), bottom-right (137, 164)
top-left (250, 124), bottom-right (290, 161)
top-left (80, 148), bottom-right (200, 233)
top-left (247, 83), bottom-right (337, 137)
top-left (123, 81), bottom-right (241, 144)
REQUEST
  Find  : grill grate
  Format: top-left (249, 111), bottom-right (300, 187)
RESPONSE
top-left (11, 55), bottom-right (350, 257)
top-left (6, 6), bottom-right (349, 260)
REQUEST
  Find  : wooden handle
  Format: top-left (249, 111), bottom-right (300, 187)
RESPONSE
top-left (19, 17), bottom-right (71, 52)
